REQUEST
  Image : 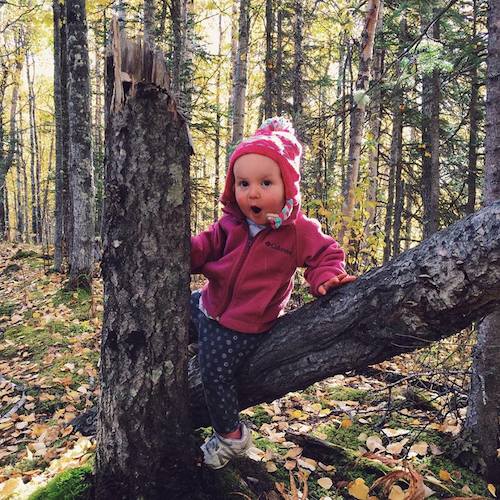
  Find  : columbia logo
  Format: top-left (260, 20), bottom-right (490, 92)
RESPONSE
top-left (265, 241), bottom-right (292, 255)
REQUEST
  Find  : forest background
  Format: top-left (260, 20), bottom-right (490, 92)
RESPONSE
top-left (1, 0), bottom-right (499, 497)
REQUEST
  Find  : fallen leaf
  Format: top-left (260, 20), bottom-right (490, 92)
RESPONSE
top-left (366, 435), bottom-right (385, 452)
top-left (382, 428), bottom-right (410, 438)
top-left (285, 447), bottom-right (303, 459)
top-left (317, 477), bottom-right (333, 490)
top-left (284, 460), bottom-right (296, 470)
top-left (341, 418), bottom-right (352, 429)
top-left (488, 484), bottom-right (496, 497)
top-left (388, 485), bottom-right (405, 500)
top-left (266, 462), bottom-right (277, 472)
top-left (439, 470), bottom-right (452, 481)
top-left (348, 478), bottom-right (370, 500)
top-left (408, 441), bottom-right (428, 457)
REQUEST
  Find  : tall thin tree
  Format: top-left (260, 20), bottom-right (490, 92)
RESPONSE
top-left (66, 0), bottom-right (95, 289)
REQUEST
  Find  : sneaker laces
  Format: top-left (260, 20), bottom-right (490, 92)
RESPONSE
top-left (205, 435), bottom-right (220, 454)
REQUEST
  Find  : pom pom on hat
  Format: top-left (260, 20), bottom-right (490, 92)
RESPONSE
top-left (224, 116), bottom-right (303, 210)
top-left (256, 116), bottom-right (296, 135)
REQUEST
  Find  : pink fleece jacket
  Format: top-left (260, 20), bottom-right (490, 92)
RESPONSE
top-left (191, 205), bottom-right (345, 333)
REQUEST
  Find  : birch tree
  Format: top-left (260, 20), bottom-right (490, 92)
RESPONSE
top-left (340, 0), bottom-right (381, 241)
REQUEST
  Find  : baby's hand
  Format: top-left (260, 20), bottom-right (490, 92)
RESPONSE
top-left (318, 273), bottom-right (357, 295)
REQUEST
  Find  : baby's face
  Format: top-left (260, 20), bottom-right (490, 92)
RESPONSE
top-left (233, 154), bottom-right (285, 226)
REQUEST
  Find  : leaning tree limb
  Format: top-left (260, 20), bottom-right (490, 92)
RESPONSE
top-left (73, 203), bottom-right (500, 436)
top-left (188, 202), bottom-right (500, 427)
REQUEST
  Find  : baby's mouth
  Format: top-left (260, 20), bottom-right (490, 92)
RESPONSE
top-left (250, 206), bottom-right (262, 214)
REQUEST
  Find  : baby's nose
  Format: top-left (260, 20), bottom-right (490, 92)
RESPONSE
top-left (248, 186), bottom-right (260, 198)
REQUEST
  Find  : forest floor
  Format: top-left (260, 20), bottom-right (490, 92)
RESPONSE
top-left (0, 243), bottom-right (496, 500)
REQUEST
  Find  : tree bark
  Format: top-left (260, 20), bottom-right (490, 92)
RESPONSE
top-left (96, 28), bottom-right (200, 498)
top-left (275, 2), bottom-right (284, 116)
top-left (264, 0), bottom-right (274, 118)
top-left (0, 45), bottom-right (23, 241)
top-left (421, 7), bottom-right (440, 238)
top-left (230, 0), bottom-right (250, 146)
top-left (466, 0), bottom-right (480, 216)
top-left (364, 13), bottom-right (383, 240)
top-left (188, 202), bottom-right (500, 427)
top-left (214, 14), bottom-right (223, 222)
top-left (340, 0), bottom-right (381, 241)
top-left (66, 0), bottom-right (95, 289)
top-left (292, 0), bottom-right (304, 140)
top-left (143, 0), bottom-right (155, 47)
top-left (465, 0), bottom-right (500, 486)
top-left (53, 0), bottom-right (65, 271)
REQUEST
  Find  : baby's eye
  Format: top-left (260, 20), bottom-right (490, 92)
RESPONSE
top-left (262, 180), bottom-right (272, 187)
top-left (239, 180), bottom-right (249, 187)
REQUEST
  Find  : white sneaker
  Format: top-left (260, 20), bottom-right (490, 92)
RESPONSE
top-left (201, 423), bottom-right (252, 469)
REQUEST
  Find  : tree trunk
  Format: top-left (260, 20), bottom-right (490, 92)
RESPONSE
top-left (391, 18), bottom-right (407, 258)
top-left (53, 0), bottom-right (65, 271)
top-left (230, 0), bottom-right (250, 146)
top-left (421, 7), bottom-right (440, 238)
top-left (465, 0), bottom-right (500, 486)
top-left (292, 0), bottom-right (304, 140)
top-left (143, 0), bottom-right (155, 47)
top-left (340, 0), bottom-right (381, 241)
top-left (275, 2), bottom-right (284, 115)
top-left (364, 3), bottom-right (384, 244)
top-left (96, 28), bottom-right (200, 498)
top-left (214, 14), bottom-right (222, 222)
top-left (188, 202), bottom-right (500, 427)
top-left (66, 0), bottom-right (94, 289)
top-left (264, 0), bottom-right (274, 118)
top-left (15, 128), bottom-right (24, 243)
top-left (61, 2), bottom-right (72, 267)
top-left (26, 52), bottom-right (39, 244)
top-left (466, 0), bottom-right (479, 216)
top-left (0, 47), bottom-right (23, 241)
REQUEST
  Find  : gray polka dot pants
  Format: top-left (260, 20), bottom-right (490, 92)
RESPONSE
top-left (190, 291), bottom-right (267, 434)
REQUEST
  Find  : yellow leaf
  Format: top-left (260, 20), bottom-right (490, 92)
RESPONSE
top-left (341, 418), bottom-right (352, 429)
top-left (348, 478), bottom-right (370, 500)
top-left (266, 462), bottom-right (277, 472)
top-left (0, 420), bottom-right (13, 430)
top-left (285, 447), bottom-right (303, 459)
top-left (388, 485), bottom-right (405, 500)
top-left (0, 477), bottom-right (24, 497)
top-left (290, 409), bottom-right (303, 419)
top-left (439, 470), bottom-right (451, 481)
top-left (317, 477), bottom-right (333, 490)
top-left (26, 445), bottom-right (33, 461)
top-left (488, 484), bottom-right (497, 497)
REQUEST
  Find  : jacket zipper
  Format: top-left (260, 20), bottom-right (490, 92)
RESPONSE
top-left (217, 228), bottom-right (270, 320)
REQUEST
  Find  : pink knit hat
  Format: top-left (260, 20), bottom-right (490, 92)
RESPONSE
top-left (222, 117), bottom-right (303, 228)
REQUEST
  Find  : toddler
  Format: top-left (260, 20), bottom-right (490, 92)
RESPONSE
top-left (191, 117), bottom-right (355, 469)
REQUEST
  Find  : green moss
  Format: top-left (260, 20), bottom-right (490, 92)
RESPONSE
top-left (324, 421), bottom-right (372, 450)
top-left (51, 288), bottom-right (93, 321)
top-left (12, 249), bottom-right (38, 260)
top-left (329, 386), bottom-right (368, 402)
top-left (425, 456), bottom-right (489, 496)
top-left (248, 405), bottom-right (273, 427)
top-left (0, 301), bottom-right (16, 316)
top-left (28, 464), bottom-right (93, 500)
